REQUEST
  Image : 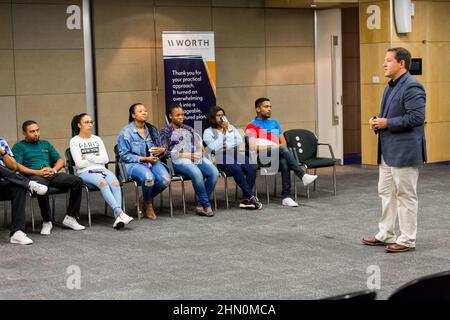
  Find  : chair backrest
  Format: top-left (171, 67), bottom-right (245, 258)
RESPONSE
top-left (113, 144), bottom-right (130, 183)
top-left (284, 129), bottom-right (318, 161)
top-left (322, 290), bottom-right (377, 300)
top-left (64, 148), bottom-right (76, 175)
top-left (388, 270), bottom-right (450, 300)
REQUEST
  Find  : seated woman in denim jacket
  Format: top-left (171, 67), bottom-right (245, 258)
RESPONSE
top-left (203, 106), bottom-right (262, 210)
top-left (70, 113), bottom-right (133, 229)
top-left (118, 103), bottom-right (171, 219)
top-left (160, 104), bottom-right (219, 217)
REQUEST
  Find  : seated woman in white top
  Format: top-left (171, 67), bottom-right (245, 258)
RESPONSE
top-left (203, 106), bottom-right (262, 210)
top-left (70, 113), bottom-right (133, 229)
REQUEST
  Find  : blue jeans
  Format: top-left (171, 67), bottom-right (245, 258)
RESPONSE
top-left (126, 161), bottom-right (170, 203)
top-left (216, 150), bottom-right (256, 199)
top-left (79, 169), bottom-right (123, 218)
top-left (173, 157), bottom-right (219, 208)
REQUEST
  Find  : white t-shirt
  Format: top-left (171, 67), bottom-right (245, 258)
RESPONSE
top-left (69, 135), bottom-right (109, 175)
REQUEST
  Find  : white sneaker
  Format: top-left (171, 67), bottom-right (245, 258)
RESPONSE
top-left (113, 216), bottom-right (125, 229)
top-left (40, 222), bottom-right (52, 235)
top-left (113, 212), bottom-right (133, 229)
top-left (10, 230), bottom-right (33, 245)
top-left (62, 215), bottom-right (85, 231)
top-left (302, 173), bottom-right (318, 186)
top-left (120, 212), bottom-right (133, 225)
top-left (28, 181), bottom-right (48, 195)
top-left (282, 197), bottom-right (298, 207)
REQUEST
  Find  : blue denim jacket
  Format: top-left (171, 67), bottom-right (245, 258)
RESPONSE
top-left (0, 137), bottom-right (13, 167)
top-left (118, 122), bottom-right (161, 164)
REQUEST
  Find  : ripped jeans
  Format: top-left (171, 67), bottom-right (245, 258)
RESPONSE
top-left (126, 161), bottom-right (170, 203)
top-left (79, 169), bottom-right (123, 218)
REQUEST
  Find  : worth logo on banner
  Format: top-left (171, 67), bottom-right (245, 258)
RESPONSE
top-left (162, 31), bottom-right (216, 129)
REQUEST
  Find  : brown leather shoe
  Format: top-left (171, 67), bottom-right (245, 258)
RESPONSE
top-left (385, 243), bottom-right (415, 253)
top-left (361, 236), bottom-right (386, 246)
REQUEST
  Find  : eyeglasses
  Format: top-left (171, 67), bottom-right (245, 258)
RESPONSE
top-left (82, 120), bottom-right (95, 125)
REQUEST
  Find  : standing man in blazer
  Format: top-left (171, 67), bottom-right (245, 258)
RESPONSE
top-left (362, 47), bottom-right (426, 253)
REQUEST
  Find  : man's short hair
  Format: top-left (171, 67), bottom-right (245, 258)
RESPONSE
top-left (387, 47), bottom-right (411, 70)
top-left (255, 97), bottom-right (270, 109)
top-left (22, 120), bottom-right (37, 132)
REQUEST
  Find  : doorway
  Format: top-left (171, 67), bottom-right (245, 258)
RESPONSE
top-left (315, 8), bottom-right (344, 164)
top-left (315, 6), bottom-right (361, 165)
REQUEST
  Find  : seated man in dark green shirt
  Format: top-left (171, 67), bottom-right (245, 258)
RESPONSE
top-left (13, 120), bottom-right (85, 234)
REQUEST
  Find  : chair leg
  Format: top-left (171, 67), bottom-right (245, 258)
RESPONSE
top-left (134, 181), bottom-right (140, 220)
top-left (30, 196), bottom-right (35, 233)
top-left (160, 189), bottom-right (164, 211)
top-left (121, 187), bottom-right (126, 212)
top-left (264, 175), bottom-right (269, 205)
top-left (181, 178), bottom-right (186, 215)
top-left (313, 168), bottom-right (317, 192)
top-left (273, 174), bottom-right (277, 197)
top-left (333, 164), bottom-right (337, 195)
top-left (83, 187), bottom-right (91, 228)
top-left (224, 175), bottom-right (229, 209)
top-left (213, 190), bottom-right (217, 210)
top-left (294, 173), bottom-right (298, 202)
top-left (305, 169), bottom-right (310, 199)
top-left (169, 183), bottom-right (173, 218)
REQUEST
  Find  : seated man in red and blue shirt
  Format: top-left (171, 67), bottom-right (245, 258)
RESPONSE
top-left (245, 97), bottom-right (318, 207)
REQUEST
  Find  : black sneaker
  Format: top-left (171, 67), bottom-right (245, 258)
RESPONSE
top-left (250, 195), bottom-right (262, 210)
top-left (239, 198), bottom-right (256, 209)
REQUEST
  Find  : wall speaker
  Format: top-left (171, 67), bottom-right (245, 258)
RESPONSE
top-left (394, 0), bottom-right (413, 33)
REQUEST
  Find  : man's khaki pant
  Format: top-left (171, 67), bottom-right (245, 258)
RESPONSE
top-left (375, 157), bottom-right (419, 248)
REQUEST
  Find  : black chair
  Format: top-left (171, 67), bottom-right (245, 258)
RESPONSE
top-left (113, 145), bottom-right (142, 219)
top-left (203, 148), bottom-right (231, 209)
top-left (163, 155), bottom-right (188, 216)
top-left (256, 158), bottom-right (281, 205)
top-left (239, 137), bottom-right (277, 205)
top-left (322, 290), bottom-right (377, 300)
top-left (1, 174), bottom-right (67, 233)
top-left (284, 129), bottom-right (337, 199)
top-left (65, 148), bottom-right (120, 227)
top-left (0, 187), bottom-right (10, 229)
top-left (388, 271), bottom-right (450, 300)
top-left (28, 186), bottom-right (67, 232)
top-left (1, 202), bottom-right (6, 229)
top-left (114, 144), bottom-right (186, 217)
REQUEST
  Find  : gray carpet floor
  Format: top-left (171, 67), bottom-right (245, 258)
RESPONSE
top-left (1, 164), bottom-right (449, 300)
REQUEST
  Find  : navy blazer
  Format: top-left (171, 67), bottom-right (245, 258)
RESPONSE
top-left (377, 72), bottom-right (427, 166)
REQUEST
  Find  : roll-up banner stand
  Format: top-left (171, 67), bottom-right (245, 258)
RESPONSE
top-left (162, 31), bottom-right (216, 132)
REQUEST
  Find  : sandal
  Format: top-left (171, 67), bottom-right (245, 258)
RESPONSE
top-left (196, 207), bottom-right (214, 217)
top-left (138, 196), bottom-right (146, 218)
